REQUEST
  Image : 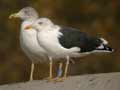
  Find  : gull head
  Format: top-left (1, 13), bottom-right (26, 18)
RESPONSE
top-left (30, 18), bottom-right (54, 31)
top-left (9, 7), bottom-right (39, 20)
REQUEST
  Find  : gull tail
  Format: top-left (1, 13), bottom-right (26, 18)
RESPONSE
top-left (95, 38), bottom-right (114, 53)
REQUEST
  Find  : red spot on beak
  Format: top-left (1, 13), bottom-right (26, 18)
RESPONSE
top-left (24, 25), bottom-right (32, 30)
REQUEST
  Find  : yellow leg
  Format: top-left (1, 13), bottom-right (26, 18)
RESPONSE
top-left (30, 63), bottom-right (34, 81)
top-left (45, 57), bottom-right (54, 82)
top-left (63, 56), bottom-right (70, 79)
top-left (49, 57), bottom-right (53, 79)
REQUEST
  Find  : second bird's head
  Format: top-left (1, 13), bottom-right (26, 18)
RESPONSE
top-left (25, 18), bottom-right (54, 31)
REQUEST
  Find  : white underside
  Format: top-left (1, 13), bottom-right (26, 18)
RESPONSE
top-left (20, 20), bottom-right (48, 63)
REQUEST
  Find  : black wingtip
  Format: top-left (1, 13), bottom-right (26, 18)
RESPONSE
top-left (105, 45), bottom-right (114, 53)
top-left (96, 44), bottom-right (114, 53)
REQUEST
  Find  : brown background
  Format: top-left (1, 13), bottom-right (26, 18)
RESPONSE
top-left (0, 0), bottom-right (119, 85)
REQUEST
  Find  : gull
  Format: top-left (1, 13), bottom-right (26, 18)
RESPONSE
top-left (27, 18), bottom-right (114, 81)
top-left (9, 7), bottom-right (50, 81)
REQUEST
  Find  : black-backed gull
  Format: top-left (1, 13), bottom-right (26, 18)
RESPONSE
top-left (27, 18), bottom-right (114, 81)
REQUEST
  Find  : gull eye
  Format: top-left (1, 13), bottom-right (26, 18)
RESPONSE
top-left (39, 22), bottom-right (43, 25)
top-left (24, 10), bottom-right (28, 14)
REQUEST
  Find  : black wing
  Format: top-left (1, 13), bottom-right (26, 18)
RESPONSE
top-left (59, 27), bottom-right (102, 53)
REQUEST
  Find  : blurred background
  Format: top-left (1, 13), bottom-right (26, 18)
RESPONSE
top-left (0, 0), bottom-right (119, 85)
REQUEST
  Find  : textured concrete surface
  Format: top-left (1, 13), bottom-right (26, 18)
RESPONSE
top-left (0, 72), bottom-right (120, 90)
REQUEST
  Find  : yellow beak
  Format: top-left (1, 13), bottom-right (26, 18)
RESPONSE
top-left (9, 13), bottom-right (19, 19)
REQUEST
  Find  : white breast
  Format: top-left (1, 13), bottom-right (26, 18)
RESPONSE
top-left (20, 21), bottom-right (47, 63)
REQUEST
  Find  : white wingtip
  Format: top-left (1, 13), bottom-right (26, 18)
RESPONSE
top-left (100, 38), bottom-right (108, 45)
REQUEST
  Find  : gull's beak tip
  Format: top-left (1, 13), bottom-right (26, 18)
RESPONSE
top-left (9, 13), bottom-right (19, 19)
top-left (9, 14), bottom-right (13, 19)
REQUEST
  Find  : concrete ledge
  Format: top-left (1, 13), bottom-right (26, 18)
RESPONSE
top-left (0, 72), bottom-right (120, 90)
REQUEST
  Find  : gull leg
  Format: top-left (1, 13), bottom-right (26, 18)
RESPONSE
top-left (47, 57), bottom-right (53, 81)
top-left (53, 62), bottom-right (64, 82)
top-left (49, 57), bottom-right (53, 79)
top-left (57, 63), bottom-right (63, 78)
top-left (63, 56), bottom-right (70, 79)
top-left (54, 56), bottom-right (70, 82)
top-left (30, 63), bottom-right (34, 81)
